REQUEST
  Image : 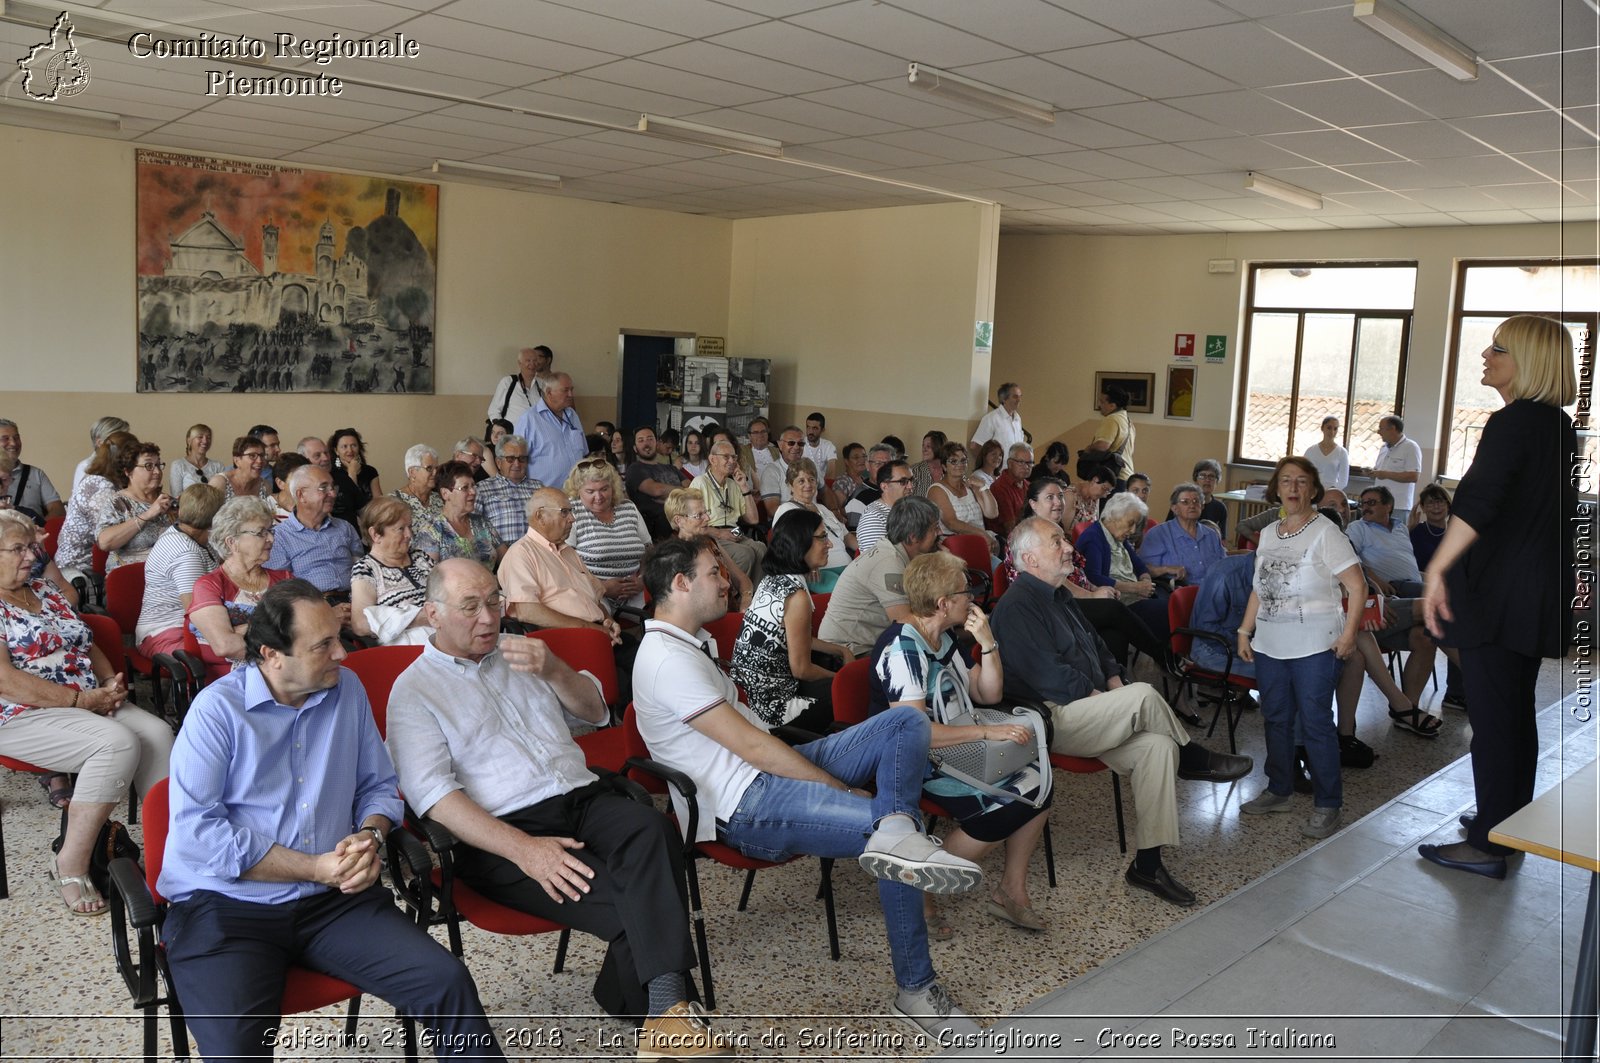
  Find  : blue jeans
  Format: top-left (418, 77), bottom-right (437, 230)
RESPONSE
top-left (1255, 650), bottom-right (1342, 808)
top-left (722, 705), bottom-right (935, 991)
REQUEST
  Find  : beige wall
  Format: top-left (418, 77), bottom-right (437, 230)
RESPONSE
top-left (994, 222), bottom-right (1598, 497)
top-left (728, 201), bottom-right (1002, 453)
top-left (0, 124), bottom-right (732, 490)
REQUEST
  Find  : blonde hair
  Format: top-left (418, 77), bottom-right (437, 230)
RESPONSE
top-left (1496, 315), bottom-right (1577, 407)
top-left (563, 457), bottom-right (624, 502)
top-left (903, 550), bottom-right (969, 617)
top-left (664, 487), bottom-right (707, 529)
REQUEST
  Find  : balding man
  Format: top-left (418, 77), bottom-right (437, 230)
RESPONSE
top-left (385, 561), bottom-right (725, 1048)
top-left (297, 436), bottom-right (332, 471)
top-left (497, 488), bottom-right (621, 643)
top-left (266, 465), bottom-right (362, 620)
top-left (992, 517), bottom-right (1252, 908)
top-left (513, 372), bottom-right (586, 488)
top-left (989, 443), bottom-right (1034, 534)
top-left (487, 345), bottom-right (552, 427)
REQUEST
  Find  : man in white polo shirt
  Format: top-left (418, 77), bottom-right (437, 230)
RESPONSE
top-left (632, 536), bottom-right (983, 1040)
top-left (970, 382), bottom-right (1025, 454)
top-left (1358, 415), bottom-right (1422, 525)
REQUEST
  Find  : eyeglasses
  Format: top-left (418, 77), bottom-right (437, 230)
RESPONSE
top-left (1359, 499), bottom-right (1382, 508)
top-left (946, 457), bottom-right (969, 466)
top-left (137, 462), bottom-right (165, 472)
top-left (235, 527), bottom-right (275, 540)
top-left (240, 452), bottom-right (265, 460)
top-left (0, 543), bottom-right (31, 559)
top-left (780, 440), bottom-right (804, 449)
top-left (500, 455), bottom-right (528, 463)
top-left (541, 506), bottom-right (575, 517)
top-left (448, 593), bottom-right (505, 617)
top-left (885, 477), bottom-right (914, 486)
top-left (1176, 497), bottom-right (1202, 506)
top-left (1009, 459), bottom-right (1034, 467)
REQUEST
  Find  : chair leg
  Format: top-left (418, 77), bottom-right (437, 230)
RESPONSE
top-left (736, 868), bottom-right (757, 912)
top-left (818, 859), bottom-right (839, 961)
top-left (1110, 774), bottom-right (1127, 854)
top-left (342, 995), bottom-right (362, 1046)
top-left (0, 804), bottom-right (8, 899)
top-left (401, 1016), bottom-right (418, 1063)
top-left (143, 1004), bottom-right (158, 1063)
top-left (553, 928), bottom-right (570, 974)
top-left (1042, 818), bottom-right (1057, 889)
top-left (684, 860), bottom-right (714, 1011)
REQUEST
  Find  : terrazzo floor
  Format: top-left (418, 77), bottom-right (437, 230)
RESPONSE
top-left (0, 653), bottom-right (1585, 1061)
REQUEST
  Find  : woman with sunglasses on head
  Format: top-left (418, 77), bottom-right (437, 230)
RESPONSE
top-left (566, 458), bottom-right (649, 610)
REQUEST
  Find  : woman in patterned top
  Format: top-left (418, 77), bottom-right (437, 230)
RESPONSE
top-left (730, 509), bottom-right (854, 732)
top-left (415, 461), bottom-right (505, 570)
top-left (391, 443), bottom-right (443, 536)
top-left (565, 458), bottom-right (647, 608)
top-left (351, 496), bottom-right (435, 642)
top-left (187, 497), bottom-right (291, 679)
top-left (57, 430), bottom-right (139, 579)
top-left (0, 509), bottom-right (173, 915)
top-left (665, 488), bottom-right (753, 614)
top-left (94, 441), bottom-right (176, 571)
top-left (207, 435), bottom-right (274, 501)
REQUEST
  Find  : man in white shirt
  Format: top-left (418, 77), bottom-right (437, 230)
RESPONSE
top-left (632, 537), bottom-right (983, 1040)
top-left (971, 382), bottom-right (1025, 454)
top-left (801, 413), bottom-right (837, 478)
top-left (486, 345), bottom-right (552, 427)
top-left (1358, 415), bottom-right (1422, 525)
top-left (0, 419), bottom-right (64, 520)
top-left (386, 560), bottom-right (728, 1052)
top-left (759, 427), bottom-right (807, 520)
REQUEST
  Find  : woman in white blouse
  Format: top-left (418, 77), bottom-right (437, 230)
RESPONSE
top-left (773, 459), bottom-right (854, 593)
top-left (1302, 416), bottom-right (1350, 492)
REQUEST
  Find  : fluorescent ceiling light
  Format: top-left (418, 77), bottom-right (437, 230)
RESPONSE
top-left (636, 114), bottom-right (783, 158)
top-left (1352, 0), bottom-right (1478, 82)
top-left (906, 63), bottom-right (1055, 126)
top-left (1245, 172), bottom-right (1323, 210)
top-left (432, 160), bottom-right (562, 190)
top-left (0, 98), bottom-right (122, 134)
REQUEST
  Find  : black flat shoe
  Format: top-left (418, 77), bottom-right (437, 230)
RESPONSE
top-left (1124, 863), bottom-right (1196, 907)
top-left (1175, 708), bottom-right (1205, 727)
top-left (1419, 842), bottom-right (1506, 880)
top-left (1459, 813), bottom-right (1475, 830)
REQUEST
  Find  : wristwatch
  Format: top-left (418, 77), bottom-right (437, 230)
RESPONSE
top-left (360, 824), bottom-right (386, 854)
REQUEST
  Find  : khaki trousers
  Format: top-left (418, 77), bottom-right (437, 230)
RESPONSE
top-left (1045, 681), bottom-right (1185, 851)
top-left (0, 704), bottom-right (173, 803)
top-left (720, 535), bottom-right (766, 583)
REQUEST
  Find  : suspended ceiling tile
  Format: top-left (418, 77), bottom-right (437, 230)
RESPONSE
top-left (1443, 209), bottom-right (1542, 225)
top-left (1352, 120), bottom-right (1503, 159)
top-left (1264, 165), bottom-right (1382, 193)
top-left (1435, 153), bottom-right (1558, 185)
top-left (1178, 135), bottom-right (1313, 169)
top-left (1168, 90), bottom-right (1335, 136)
top-left (1105, 142), bottom-right (1238, 175)
top-left (543, 0), bottom-right (767, 37)
top-left (439, 0), bottom-right (688, 56)
top-left (1408, 186), bottom-right (1518, 212)
top-left (1129, 174), bottom-right (1253, 200)
top-left (1450, 111), bottom-right (1567, 154)
top-left (799, 82), bottom-right (991, 128)
top-left (638, 40), bottom-right (849, 94)
top-left (1044, 39), bottom-right (1237, 99)
top-left (1052, 0), bottom-right (1242, 37)
top-left (1330, 189), bottom-right (1435, 212)
top-left (1259, 6), bottom-right (1434, 78)
top-left (1480, 182), bottom-right (1571, 209)
top-left (734, 96), bottom-right (901, 138)
top-left (706, 20), bottom-right (902, 81)
top-left (1331, 160), bottom-right (1437, 189)
top-left (1259, 129), bottom-right (1406, 165)
top-left (894, 0), bottom-right (1121, 53)
top-left (1032, 111), bottom-right (1156, 149)
top-left (1405, 0), bottom-right (1569, 63)
top-left (1038, 149), bottom-right (1164, 179)
top-left (936, 119), bottom-right (1095, 156)
top-left (1144, 21), bottom-right (1346, 89)
top-left (581, 59), bottom-right (778, 108)
top-left (1257, 215), bottom-right (1338, 229)
top-left (864, 128), bottom-right (1018, 163)
top-left (404, 13), bottom-right (621, 70)
top-left (1368, 68), bottom-right (1551, 121)
top-left (1063, 179), bottom-right (1171, 204)
top-left (947, 55), bottom-right (1142, 110)
top-left (1077, 100), bottom-right (1239, 141)
top-left (1261, 79), bottom-right (1430, 128)
top-left (790, 0), bottom-right (1019, 68)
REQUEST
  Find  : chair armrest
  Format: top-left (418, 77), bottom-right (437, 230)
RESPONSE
top-left (612, 602), bottom-right (650, 628)
top-left (772, 724), bottom-right (823, 747)
top-left (499, 617), bottom-right (535, 635)
top-left (387, 826), bottom-right (440, 928)
top-left (1174, 627), bottom-right (1238, 683)
top-left (595, 769), bottom-right (652, 806)
top-left (108, 856), bottom-right (161, 1007)
top-left (416, 815), bottom-right (459, 856)
top-left (625, 756), bottom-right (700, 845)
top-left (109, 857), bottom-right (157, 928)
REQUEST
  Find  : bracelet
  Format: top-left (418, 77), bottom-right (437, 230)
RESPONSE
top-left (978, 642), bottom-right (999, 655)
top-left (71, 688), bottom-right (80, 708)
top-left (1236, 628), bottom-right (1253, 636)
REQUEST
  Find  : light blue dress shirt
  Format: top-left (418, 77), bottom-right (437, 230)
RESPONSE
top-left (513, 399), bottom-right (587, 489)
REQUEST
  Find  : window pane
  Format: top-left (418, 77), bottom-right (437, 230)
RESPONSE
top-left (1349, 317), bottom-right (1406, 466)
top-left (1254, 266), bottom-right (1418, 310)
top-left (1240, 312), bottom-right (1298, 463)
top-left (1461, 264), bottom-right (1600, 312)
top-left (1290, 314), bottom-right (1356, 458)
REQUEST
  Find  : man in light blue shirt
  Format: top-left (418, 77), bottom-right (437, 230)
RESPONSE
top-left (267, 465), bottom-right (364, 615)
top-left (513, 371), bottom-right (587, 488)
top-left (1347, 486), bottom-right (1422, 596)
top-left (158, 580), bottom-right (501, 1059)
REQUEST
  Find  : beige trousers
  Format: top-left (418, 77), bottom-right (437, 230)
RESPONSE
top-left (720, 536), bottom-right (766, 583)
top-left (0, 704), bottom-right (173, 803)
top-left (1046, 681), bottom-right (1186, 851)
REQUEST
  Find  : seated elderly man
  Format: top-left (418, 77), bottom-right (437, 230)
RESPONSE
top-left (475, 434), bottom-right (542, 545)
top-left (818, 496), bottom-right (941, 657)
top-left (0, 419), bottom-right (65, 521)
top-left (1139, 482), bottom-right (1226, 586)
top-left (266, 464), bottom-right (363, 619)
top-left (453, 435), bottom-right (490, 483)
top-left (498, 486), bottom-right (626, 640)
top-left (688, 438), bottom-right (765, 580)
top-left (386, 560), bottom-right (728, 1051)
top-left (633, 536), bottom-right (983, 1038)
top-left (988, 443), bottom-right (1034, 535)
top-left (853, 460), bottom-right (917, 555)
top-left (758, 427), bottom-right (807, 520)
top-left (624, 427), bottom-right (685, 540)
top-left (296, 435), bottom-right (332, 470)
top-left (992, 517), bottom-right (1252, 908)
top-left (841, 443), bottom-right (895, 529)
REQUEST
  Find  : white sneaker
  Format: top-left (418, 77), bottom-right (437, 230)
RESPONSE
top-left (1239, 790), bottom-right (1294, 815)
top-left (891, 981), bottom-right (980, 1040)
top-left (858, 831), bottom-right (982, 894)
top-left (1302, 806), bottom-right (1342, 839)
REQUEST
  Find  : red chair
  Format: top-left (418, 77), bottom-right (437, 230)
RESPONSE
top-left (809, 592), bottom-right (830, 638)
top-left (1167, 584), bottom-right (1253, 754)
top-left (342, 646), bottom-right (581, 979)
top-left (41, 514), bottom-right (65, 558)
top-left (991, 562), bottom-right (1013, 602)
top-left (620, 704), bottom-right (837, 1010)
top-left (1071, 520), bottom-right (1093, 544)
top-left (102, 564), bottom-right (188, 721)
top-left (107, 778), bottom-right (415, 1063)
top-left (941, 533), bottom-right (994, 604)
top-left (528, 626), bottom-right (620, 710)
top-left (702, 610), bottom-right (743, 671)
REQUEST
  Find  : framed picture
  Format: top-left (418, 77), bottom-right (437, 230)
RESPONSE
top-left (1166, 366), bottom-right (1196, 420)
top-left (1092, 371), bottom-right (1155, 415)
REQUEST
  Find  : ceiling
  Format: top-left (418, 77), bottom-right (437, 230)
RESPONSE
top-left (2, 0), bottom-right (1597, 234)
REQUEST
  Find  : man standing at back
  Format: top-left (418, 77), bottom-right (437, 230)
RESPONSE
top-left (515, 371), bottom-right (587, 489)
top-left (1356, 415), bottom-right (1422, 526)
top-left (487, 345), bottom-right (552, 428)
top-left (971, 383), bottom-right (1025, 454)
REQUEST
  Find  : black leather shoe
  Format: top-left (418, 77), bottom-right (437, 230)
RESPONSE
top-left (1459, 813), bottom-right (1476, 830)
top-left (1178, 751), bottom-right (1253, 782)
top-left (1125, 863), bottom-right (1196, 906)
top-left (1419, 842), bottom-right (1507, 880)
top-left (1175, 708), bottom-right (1205, 727)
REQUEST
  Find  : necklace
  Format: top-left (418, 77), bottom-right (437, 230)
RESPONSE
top-left (1422, 521), bottom-right (1446, 538)
top-left (0, 583), bottom-right (38, 610)
top-left (1276, 512), bottom-right (1319, 540)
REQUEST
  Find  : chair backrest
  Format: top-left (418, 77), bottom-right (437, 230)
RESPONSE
top-left (143, 778), bottom-right (171, 903)
top-left (991, 562), bottom-right (1013, 601)
top-left (809, 592), bottom-right (830, 638)
top-left (830, 657), bottom-right (874, 726)
top-left (941, 533), bottom-right (991, 576)
top-left (182, 625), bottom-right (205, 659)
top-left (1070, 520), bottom-right (1093, 544)
top-left (1167, 584), bottom-right (1200, 657)
top-left (342, 645), bottom-right (425, 738)
top-left (91, 544), bottom-right (109, 578)
top-left (528, 627), bottom-right (619, 706)
top-left (41, 514), bottom-right (65, 559)
top-left (104, 562), bottom-right (146, 637)
top-left (619, 703), bottom-right (666, 796)
top-left (702, 611), bottom-right (743, 666)
top-left (82, 612), bottom-right (126, 669)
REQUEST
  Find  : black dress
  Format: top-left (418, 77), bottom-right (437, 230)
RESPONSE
top-left (331, 462), bottom-right (379, 527)
top-left (1438, 398), bottom-right (1577, 854)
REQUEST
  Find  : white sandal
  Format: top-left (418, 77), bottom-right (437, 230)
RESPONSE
top-left (48, 853), bottom-right (107, 917)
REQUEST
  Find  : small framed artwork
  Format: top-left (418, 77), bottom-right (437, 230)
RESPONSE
top-left (1166, 366), bottom-right (1196, 420)
top-left (1093, 371), bottom-right (1155, 414)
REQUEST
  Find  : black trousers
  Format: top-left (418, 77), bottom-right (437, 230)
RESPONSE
top-left (163, 885), bottom-right (500, 1061)
top-left (454, 782), bottom-right (695, 1020)
top-left (1079, 598), bottom-right (1166, 666)
top-left (1462, 643), bottom-right (1545, 855)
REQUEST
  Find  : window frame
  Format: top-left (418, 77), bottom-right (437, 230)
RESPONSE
top-left (1441, 257), bottom-right (1598, 480)
top-left (1233, 261), bottom-right (1417, 469)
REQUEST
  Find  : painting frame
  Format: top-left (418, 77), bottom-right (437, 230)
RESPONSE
top-left (1093, 371), bottom-right (1155, 415)
top-left (1166, 366), bottom-right (1196, 420)
top-left (134, 149), bottom-right (439, 395)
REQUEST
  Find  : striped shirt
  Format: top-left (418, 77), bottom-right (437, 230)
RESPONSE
top-left (136, 526), bottom-right (218, 643)
top-left (569, 501), bottom-right (650, 581)
top-left (351, 550), bottom-right (435, 610)
top-left (474, 475), bottom-right (541, 544)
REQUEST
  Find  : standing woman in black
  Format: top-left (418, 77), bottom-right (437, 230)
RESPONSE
top-left (1419, 315), bottom-right (1577, 878)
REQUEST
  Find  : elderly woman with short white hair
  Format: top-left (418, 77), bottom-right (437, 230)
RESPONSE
top-left (187, 497), bottom-right (292, 680)
top-left (391, 443), bottom-right (442, 536)
top-left (1077, 490), bottom-right (1171, 645)
top-left (0, 508), bottom-right (173, 916)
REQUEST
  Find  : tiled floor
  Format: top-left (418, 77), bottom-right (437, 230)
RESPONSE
top-left (0, 656), bottom-right (1590, 1060)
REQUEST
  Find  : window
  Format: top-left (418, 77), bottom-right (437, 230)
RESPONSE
top-left (1443, 260), bottom-right (1597, 480)
top-left (1235, 264), bottom-right (1417, 468)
